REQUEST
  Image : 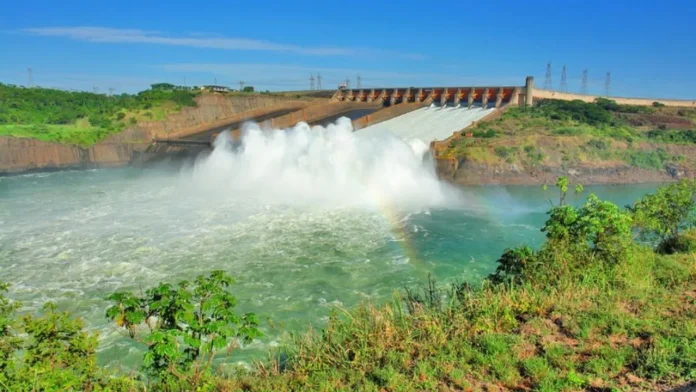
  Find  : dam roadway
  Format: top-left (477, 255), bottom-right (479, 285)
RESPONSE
top-left (156, 104), bottom-right (381, 147)
top-left (181, 107), bottom-right (301, 141)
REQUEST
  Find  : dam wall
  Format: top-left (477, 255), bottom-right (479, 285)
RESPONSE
top-left (358, 105), bottom-right (496, 143)
top-left (264, 101), bottom-right (382, 129)
top-left (352, 102), bottom-right (425, 130)
top-left (335, 86), bottom-right (520, 108)
top-left (138, 94), bottom-right (312, 140)
top-left (334, 77), bottom-right (696, 109)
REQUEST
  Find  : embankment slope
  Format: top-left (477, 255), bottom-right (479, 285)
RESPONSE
top-left (0, 94), bottom-right (315, 174)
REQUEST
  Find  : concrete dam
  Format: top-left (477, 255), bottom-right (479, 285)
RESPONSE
top-left (359, 105), bottom-right (495, 143)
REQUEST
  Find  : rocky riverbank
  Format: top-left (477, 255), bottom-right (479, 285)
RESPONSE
top-left (435, 156), bottom-right (696, 186)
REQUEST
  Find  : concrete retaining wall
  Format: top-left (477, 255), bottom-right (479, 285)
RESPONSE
top-left (351, 103), bottom-right (424, 129)
top-left (137, 94), bottom-right (313, 139)
top-left (0, 137), bottom-right (144, 174)
top-left (263, 101), bottom-right (382, 130)
top-left (533, 89), bottom-right (696, 108)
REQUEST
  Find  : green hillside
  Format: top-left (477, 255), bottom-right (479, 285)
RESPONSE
top-left (0, 83), bottom-right (199, 146)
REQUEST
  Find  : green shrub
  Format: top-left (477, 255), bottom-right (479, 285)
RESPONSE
top-left (494, 146), bottom-right (516, 158)
top-left (622, 149), bottom-right (671, 169)
top-left (473, 129), bottom-right (497, 138)
top-left (646, 129), bottom-right (696, 144)
top-left (106, 271), bottom-right (262, 382)
top-left (585, 138), bottom-right (609, 151)
top-left (631, 180), bottom-right (696, 253)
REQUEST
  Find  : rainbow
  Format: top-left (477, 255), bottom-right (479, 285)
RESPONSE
top-left (368, 188), bottom-right (421, 265)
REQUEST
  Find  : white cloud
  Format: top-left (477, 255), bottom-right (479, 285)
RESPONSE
top-left (21, 26), bottom-right (425, 59)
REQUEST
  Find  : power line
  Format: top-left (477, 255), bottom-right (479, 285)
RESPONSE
top-left (604, 72), bottom-right (611, 97)
top-left (316, 74), bottom-right (322, 90)
top-left (581, 69), bottom-right (588, 95)
top-left (309, 74), bottom-right (315, 91)
top-left (544, 61), bottom-right (552, 90)
top-left (559, 65), bottom-right (568, 93)
top-left (27, 68), bottom-right (33, 88)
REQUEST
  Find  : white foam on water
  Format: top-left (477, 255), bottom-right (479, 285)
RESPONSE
top-left (185, 116), bottom-right (465, 210)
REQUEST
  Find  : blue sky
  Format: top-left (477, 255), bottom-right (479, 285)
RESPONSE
top-left (1, 0), bottom-right (695, 98)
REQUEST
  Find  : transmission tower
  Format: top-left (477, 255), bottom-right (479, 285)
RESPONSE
top-left (581, 69), bottom-right (588, 95)
top-left (559, 65), bottom-right (568, 93)
top-left (27, 68), bottom-right (33, 88)
top-left (108, 87), bottom-right (115, 96)
top-left (93, 85), bottom-right (99, 94)
top-left (604, 72), bottom-right (611, 96)
top-left (239, 81), bottom-right (245, 91)
top-left (356, 74), bottom-right (362, 89)
top-left (544, 61), bottom-right (552, 90)
top-left (345, 77), bottom-right (350, 89)
top-left (316, 74), bottom-right (322, 90)
top-left (309, 74), bottom-right (315, 91)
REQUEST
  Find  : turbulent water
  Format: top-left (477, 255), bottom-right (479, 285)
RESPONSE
top-left (0, 118), bottom-right (658, 367)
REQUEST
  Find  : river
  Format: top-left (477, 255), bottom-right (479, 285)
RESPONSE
top-left (0, 118), bottom-right (659, 368)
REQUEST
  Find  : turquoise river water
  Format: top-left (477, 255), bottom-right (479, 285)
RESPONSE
top-left (0, 120), bottom-right (660, 368)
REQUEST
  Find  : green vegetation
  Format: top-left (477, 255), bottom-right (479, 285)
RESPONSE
top-left (1, 180), bottom-right (696, 390)
top-left (0, 83), bottom-right (199, 146)
top-left (442, 98), bottom-right (696, 173)
top-left (106, 271), bottom-right (262, 386)
top-left (646, 129), bottom-right (696, 144)
top-left (631, 180), bottom-right (696, 254)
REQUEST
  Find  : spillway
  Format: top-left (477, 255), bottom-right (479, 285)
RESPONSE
top-left (358, 105), bottom-right (496, 142)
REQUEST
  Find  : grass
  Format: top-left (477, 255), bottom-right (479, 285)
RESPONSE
top-left (0, 123), bottom-right (118, 146)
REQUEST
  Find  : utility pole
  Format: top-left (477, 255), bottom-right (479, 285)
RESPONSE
top-left (27, 68), bottom-right (34, 88)
top-left (544, 61), bottom-right (552, 90)
top-left (239, 81), bottom-right (245, 91)
top-left (581, 69), bottom-right (588, 95)
top-left (309, 74), bottom-right (315, 91)
top-left (604, 72), bottom-right (611, 97)
top-left (559, 65), bottom-right (568, 93)
top-left (356, 74), bottom-right (362, 89)
top-left (316, 73), bottom-right (322, 90)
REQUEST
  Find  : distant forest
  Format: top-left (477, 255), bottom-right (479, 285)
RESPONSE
top-left (0, 83), bottom-right (199, 130)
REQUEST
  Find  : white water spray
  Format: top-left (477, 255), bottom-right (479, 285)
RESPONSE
top-left (185, 117), bottom-right (463, 209)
